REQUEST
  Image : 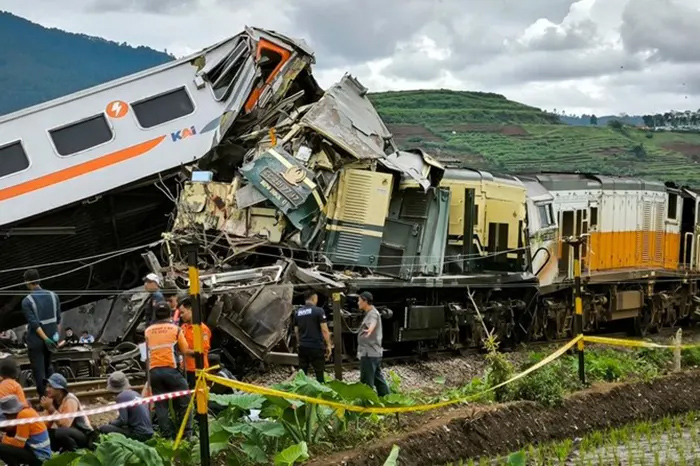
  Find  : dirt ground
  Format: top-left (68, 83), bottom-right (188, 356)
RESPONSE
top-left (308, 370), bottom-right (700, 466)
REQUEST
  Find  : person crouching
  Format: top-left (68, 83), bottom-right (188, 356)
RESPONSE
top-left (0, 395), bottom-right (51, 466)
top-left (98, 371), bottom-right (154, 442)
top-left (40, 373), bottom-right (94, 452)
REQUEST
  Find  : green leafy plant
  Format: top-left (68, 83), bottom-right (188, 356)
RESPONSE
top-left (274, 442), bottom-right (309, 466)
top-left (45, 434), bottom-right (164, 466)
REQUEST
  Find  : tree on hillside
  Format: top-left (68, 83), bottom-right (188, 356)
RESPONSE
top-left (608, 120), bottom-right (624, 130)
top-left (642, 115), bottom-right (654, 128)
top-left (589, 115), bottom-right (598, 125)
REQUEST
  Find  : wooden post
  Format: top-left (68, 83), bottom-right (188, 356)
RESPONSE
top-left (187, 246), bottom-right (210, 466)
top-left (332, 291), bottom-right (343, 381)
top-left (673, 328), bottom-right (682, 372)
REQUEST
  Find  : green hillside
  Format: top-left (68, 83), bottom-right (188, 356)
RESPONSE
top-left (370, 90), bottom-right (700, 185)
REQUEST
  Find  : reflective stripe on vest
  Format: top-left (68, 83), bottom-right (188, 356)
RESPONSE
top-left (26, 294), bottom-right (58, 325)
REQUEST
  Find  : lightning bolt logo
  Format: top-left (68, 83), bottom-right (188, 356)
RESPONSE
top-left (106, 100), bottom-right (128, 119)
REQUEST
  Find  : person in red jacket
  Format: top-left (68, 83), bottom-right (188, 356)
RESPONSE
top-left (178, 298), bottom-right (211, 389)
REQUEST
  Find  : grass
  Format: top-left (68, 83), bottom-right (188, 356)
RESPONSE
top-left (370, 90), bottom-right (700, 185)
top-left (444, 411), bottom-right (700, 465)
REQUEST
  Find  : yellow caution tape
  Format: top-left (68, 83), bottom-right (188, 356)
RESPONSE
top-left (202, 336), bottom-right (582, 415)
top-left (583, 335), bottom-right (700, 350)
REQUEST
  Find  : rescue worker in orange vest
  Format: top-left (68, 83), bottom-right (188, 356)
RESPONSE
top-left (144, 302), bottom-right (192, 439)
top-left (178, 297), bottom-right (211, 389)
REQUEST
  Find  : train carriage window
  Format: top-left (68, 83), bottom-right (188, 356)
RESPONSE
top-left (0, 141), bottom-right (30, 178)
top-left (667, 193), bottom-right (678, 220)
top-left (49, 114), bottom-right (113, 156)
top-left (590, 207), bottom-right (598, 227)
top-left (132, 87), bottom-right (195, 129)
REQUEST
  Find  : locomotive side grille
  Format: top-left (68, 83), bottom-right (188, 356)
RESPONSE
top-left (334, 231), bottom-right (364, 262)
top-left (654, 201), bottom-right (664, 263)
top-left (377, 244), bottom-right (404, 277)
top-left (342, 171), bottom-right (370, 222)
top-left (642, 201), bottom-right (652, 262)
top-left (400, 191), bottom-right (430, 219)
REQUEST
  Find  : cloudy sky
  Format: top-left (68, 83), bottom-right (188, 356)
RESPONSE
top-left (2, 0), bottom-right (700, 115)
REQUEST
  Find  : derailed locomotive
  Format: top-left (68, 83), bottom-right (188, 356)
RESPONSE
top-left (178, 156), bottom-right (700, 361)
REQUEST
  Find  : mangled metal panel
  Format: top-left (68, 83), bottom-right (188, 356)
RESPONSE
top-left (198, 27), bottom-right (317, 149)
top-left (173, 181), bottom-right (287, 242)
top-left (300, 74), bottom-right (395, 160)
top-left (239, 146), bottom-right (323, 230)
top-left (215, 284), bottom-right (294, 356)
top-left (324, 169), bottom-right (393, 267)
top-left (384, 187), bottom-right (452, 276)
top-left (380, 149), bottom-right (446, 192)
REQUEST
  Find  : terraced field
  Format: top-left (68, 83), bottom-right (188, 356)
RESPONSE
top-left (371, 90), bottom-right (700, 185)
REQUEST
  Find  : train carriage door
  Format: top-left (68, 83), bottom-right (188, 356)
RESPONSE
top-left (679, 189), bottom-right (699, 270)
top-left (558, 210), bottom-right (575, 278)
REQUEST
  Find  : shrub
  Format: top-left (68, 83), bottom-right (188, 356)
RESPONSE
top-left (512, 364), bottom-right (564, 407)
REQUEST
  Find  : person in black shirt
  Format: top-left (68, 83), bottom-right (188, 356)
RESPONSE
top-left (293, 291), bottom-right (332, 383)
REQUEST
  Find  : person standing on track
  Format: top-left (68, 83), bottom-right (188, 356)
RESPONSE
top-left (144, 302), bottom-right (191, 439)
top-left (178, 297), bottom-right (211, 389)
top-left (21, 269), bottom-right (60, 398)
top-left (293, 290), bottom-right (332, 383)
top-left (357, 291), bottom-right (390, 396)
top-left (143, 273), bottom-right (165, 327)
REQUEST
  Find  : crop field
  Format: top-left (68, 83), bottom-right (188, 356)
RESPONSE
top-left (373, 90), bottom-right (700, 185)
top-left (455, 412), bottom-right (700, 466)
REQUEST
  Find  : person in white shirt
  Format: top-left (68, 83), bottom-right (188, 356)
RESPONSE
top-left (78, 331), bottom-right (94, 344)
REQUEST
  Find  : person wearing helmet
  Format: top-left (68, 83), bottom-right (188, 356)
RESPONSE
top-left (144, 302), bottom-right (191, 439)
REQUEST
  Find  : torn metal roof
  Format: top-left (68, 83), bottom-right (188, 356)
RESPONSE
top-left (300, 74), bottom-right (395, 160)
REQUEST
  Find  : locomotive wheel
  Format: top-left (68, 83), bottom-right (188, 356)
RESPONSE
top-left (632, 307), bottom-right (658, 337)
top-left (19, 369), bottom-right (33, 388)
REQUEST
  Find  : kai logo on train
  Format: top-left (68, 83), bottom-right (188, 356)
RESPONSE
top-left (171, 126), bottom-right (197, 142)
top-left (105, 100), bottom-right (129, 119)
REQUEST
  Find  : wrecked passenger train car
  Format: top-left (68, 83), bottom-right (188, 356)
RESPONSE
top-left (0, 27), bottom-right (320, 329)
top-left (172, 74), bottom-right (539, 361)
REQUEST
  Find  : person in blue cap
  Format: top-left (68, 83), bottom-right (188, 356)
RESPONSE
top-left (39, 373), bottom-right (94, 452)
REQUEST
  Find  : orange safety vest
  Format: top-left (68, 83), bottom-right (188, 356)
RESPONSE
top-left (144, 321), bottom-right (188, 369)
top-left (181, 323), bottom-right (211, 372)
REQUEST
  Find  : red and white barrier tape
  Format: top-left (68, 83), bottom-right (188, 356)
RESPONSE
top-left (0, 389), bottom-right (194, 429)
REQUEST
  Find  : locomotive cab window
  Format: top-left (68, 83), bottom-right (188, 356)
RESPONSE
top-left (667, 193), bottom-right (678, 220)
top-left (50, 114), bottom-right (113, 156)
top-left (538, 204), bottom-right (554, 227)
top-left (0, 141), bottom-right (30, 178)
top-left (132, 87), bottom-right (195, 129)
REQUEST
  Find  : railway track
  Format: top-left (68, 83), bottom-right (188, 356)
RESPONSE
top-left (25, 375), bottom-right (146, 406)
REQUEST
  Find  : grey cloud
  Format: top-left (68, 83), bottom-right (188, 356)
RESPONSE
top-left (289, 0), bottom-right (580, 68)
top-left (621, 0), bottom-right (700, 63)
top-left (382, 43), bottom-right (446, 82)
top-left (86, 0), bottom-right (200, 14)
top-left (608, 63), bottom-right (700, 97)
top-left (464, 48), bottom-right (644, 86)
top-left (522, 19), bottom-right (599, 51)
top-left (289, 0), bottom-right (433, 67)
